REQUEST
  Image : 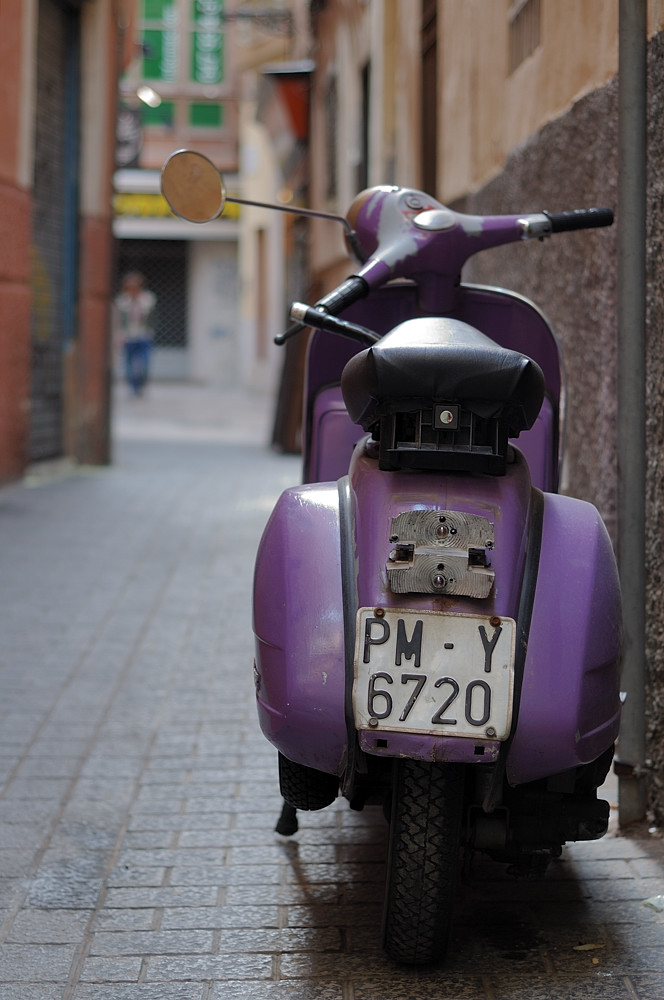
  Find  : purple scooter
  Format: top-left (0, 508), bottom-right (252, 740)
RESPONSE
top-left (161, 153), bottom-right (622, 967)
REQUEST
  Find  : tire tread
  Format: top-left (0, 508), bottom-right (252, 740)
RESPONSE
top-left (383, 759), bottom-right (464, 965)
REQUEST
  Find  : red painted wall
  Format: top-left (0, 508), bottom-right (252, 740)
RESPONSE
top-left (0, 2), bottom-right (32, 482)
top-left (0, 0), bottom-right (117, 482)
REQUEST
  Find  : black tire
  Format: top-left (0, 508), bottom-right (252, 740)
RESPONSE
top-left (278, 752), bottom-right (339, 811)
top-left (382, 758), bottom-right (465, 966)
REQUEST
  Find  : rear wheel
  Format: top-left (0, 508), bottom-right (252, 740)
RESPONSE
top-left (278, 752), bottom-right (339, 810)
top-left (383, 759), bottom-right (465, 965)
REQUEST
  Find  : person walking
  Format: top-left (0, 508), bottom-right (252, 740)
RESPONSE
top-left (114, 271), bottom-right (157, 395)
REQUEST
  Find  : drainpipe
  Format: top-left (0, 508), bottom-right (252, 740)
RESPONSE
top-left (616, 0), bottom-right (647, 826)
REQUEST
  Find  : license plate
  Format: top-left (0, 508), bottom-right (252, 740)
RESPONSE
top-left (353, 608), bottom-right (515, 740)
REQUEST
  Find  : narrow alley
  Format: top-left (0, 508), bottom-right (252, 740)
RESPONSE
top-left (0, 382), bottom-right (662, 999)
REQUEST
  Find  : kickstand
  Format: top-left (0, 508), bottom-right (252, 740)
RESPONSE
top-left (275, 800), bottom-right (298, 836)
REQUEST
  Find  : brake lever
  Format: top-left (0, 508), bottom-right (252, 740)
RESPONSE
top-left (274, 321), bottom-right (305, 346)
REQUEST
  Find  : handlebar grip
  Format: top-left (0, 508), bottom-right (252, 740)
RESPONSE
top-left (544, 207), bottom-right (614, 233)
top-left (290, 302), bottom-right (379, 344)
top-left (274, 275), bottom-right (369, 345)
top-left (315, 275), bottom-right (370, 315)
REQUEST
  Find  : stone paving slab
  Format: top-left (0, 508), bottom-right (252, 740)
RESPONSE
top-left (0, 381), bottom-right (662, 999)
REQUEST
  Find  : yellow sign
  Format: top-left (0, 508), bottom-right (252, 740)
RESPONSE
top-left (113, 192), bottom-right (240, 220)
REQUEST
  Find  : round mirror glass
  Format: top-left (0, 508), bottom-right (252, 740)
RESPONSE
top-left (161, 150), bottom-right (227, 223)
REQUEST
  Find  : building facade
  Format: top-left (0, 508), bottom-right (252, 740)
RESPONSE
top-left (114, 0), bottom-right (311, 394)
top-left (0, 0), bottom-right (121, 482)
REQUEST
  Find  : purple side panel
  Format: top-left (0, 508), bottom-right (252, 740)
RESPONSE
top-left (506, 493), bottom-right (622, 785)
top-left (514, 398), bottom-right (554, 492)
top-left (252, 485), bottom-right (348, 774)
top-left (309, 387), bottom-right (364, 483)
top-left (456, 287), bottom-right (563, 406)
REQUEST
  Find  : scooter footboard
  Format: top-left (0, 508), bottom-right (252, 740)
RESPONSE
top-left (506, 493), bottom-right (622, 785)
top-left (252, 484), bottom-right (348, 775)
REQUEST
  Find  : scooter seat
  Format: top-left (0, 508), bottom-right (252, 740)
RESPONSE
top-left (341, 316), bottom-right (545, 435)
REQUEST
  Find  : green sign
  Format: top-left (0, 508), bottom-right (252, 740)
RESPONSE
top-left (191, 0), bottom-right (224, 84)
top-left (141, 1), bottom-right (178, 82)
top-left (140, 1), bottom-right (224, 85)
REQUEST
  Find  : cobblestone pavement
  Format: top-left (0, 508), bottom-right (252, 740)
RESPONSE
top-left (0, 381), bottom-right (663, 999)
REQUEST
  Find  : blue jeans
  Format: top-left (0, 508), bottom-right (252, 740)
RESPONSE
top-left (123, 338), bottom-right (152, 394)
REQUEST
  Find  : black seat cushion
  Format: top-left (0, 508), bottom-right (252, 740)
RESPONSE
top-left (341, 317), bottom-right (545, 434)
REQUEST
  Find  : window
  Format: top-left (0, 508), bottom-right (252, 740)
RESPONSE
top-left (139, 0), bottom-right (224, 85)
top-left (357, 61), bottom-right (370, 193)
top-left (188, 102), bottom-right (224, 128)
top-left (132, 0), bottom-right (228, 131)
top-left (191, 0), bottom-right (224, 84)
top-left (141, 100), bottom-right (175, 128)
top-left (509, 0), bottom-right (541, 73)
top-left (325, 75), bottom-right (338, 202)
top-left (421, 0), bottom-right (437, 197)
top-left (140, 0), bottom-right (180, 83)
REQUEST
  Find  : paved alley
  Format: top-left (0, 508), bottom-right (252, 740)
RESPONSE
top-left (0, 381), bottom-right (663, 999)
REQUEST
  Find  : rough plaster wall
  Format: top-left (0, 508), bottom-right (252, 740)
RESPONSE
top-left (644, 32), bottom-right (664, 823)
top-left (458, 42), bottom-right (664, 823)
top-left (459, 81), bottom-right (619, 533)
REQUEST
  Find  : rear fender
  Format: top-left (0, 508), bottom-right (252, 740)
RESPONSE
top-left (506, 494), bottom-right (622, 785)
top-left (252, 484), bottom-right (347, 774)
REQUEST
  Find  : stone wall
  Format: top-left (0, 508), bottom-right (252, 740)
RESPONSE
top-left (459, 35), bottom-right (664, 823)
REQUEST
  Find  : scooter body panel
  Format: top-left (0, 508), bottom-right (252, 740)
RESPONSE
top-left (308, 386), bottom-right (364, 483)
top-left (349, 445), bottom-right (530, 766)
top-left (253, 447), bottom-right (621, 786)
top-left (253, 450), bottom-right (535, 774)
top-left (349, 445), bottom-right (532, 621)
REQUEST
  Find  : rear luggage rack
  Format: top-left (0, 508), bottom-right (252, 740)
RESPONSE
top-left (375, 401), bottom-right (510, 474)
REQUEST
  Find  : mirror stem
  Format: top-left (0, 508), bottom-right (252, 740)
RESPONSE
top-left (226, 196), bottom-right (367, 262)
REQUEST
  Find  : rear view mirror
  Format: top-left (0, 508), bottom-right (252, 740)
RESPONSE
top-left (160, 148), bottom-right (367, 262)
top-left (161, 149), bottom-right (226, 223)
